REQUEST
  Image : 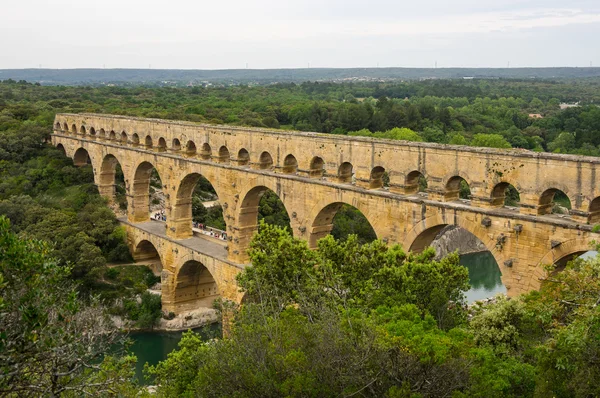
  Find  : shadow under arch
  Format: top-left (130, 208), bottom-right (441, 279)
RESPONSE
top-left (131, 161), bottom-right (164, 223)
top-left (132, 239), bottom-right (163, 275)
top-left (185, 140), bottom-right (197, 157)
top-left (73, 147), bottom-right (91, 166)
top-left (218, 146), bottom-right (230, 163)
top-left (337, 162), bottom-right (353, 183)
top-left (157, 137), bottom-right (167, 152)
top-left (173, 259), bottom-right (220, 311)
top-left (257, 151), bottom-right (274, 170)
top-left (171, 172), bottom-right (223, 239)
top-left (308, 201), bottom-right (377, 248)
top-left (283, 154), bottom-right (298, 174)
top-left (405, 170), bottom-right (427, 194)
top-left (237, 148), bottom-right (250, 166)
top-left (589, 197), bottom-right (600, 223)
top-left (309, 156), bottom-right (325, 178)
top-left (99, 153), bottom-right (127, 207)
top-left (369, 166), bottom-right (386, 189)
top-left (56, 143), bottom-right (66, 156)
top-left (445, 175), bottom-right (471, 201)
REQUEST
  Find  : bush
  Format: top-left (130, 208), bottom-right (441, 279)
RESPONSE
top-left (105, 267), bottom-right (120, 280)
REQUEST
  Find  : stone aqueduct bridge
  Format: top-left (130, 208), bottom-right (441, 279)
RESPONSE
top-left (52, 113), bottom-right (600, 313)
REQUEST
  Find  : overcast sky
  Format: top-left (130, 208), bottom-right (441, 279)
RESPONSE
top-left (1, 0), bottom-right (600, 69)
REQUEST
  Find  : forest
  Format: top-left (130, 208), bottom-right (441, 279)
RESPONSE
top-left (1, 77), bottom-right (600, 396)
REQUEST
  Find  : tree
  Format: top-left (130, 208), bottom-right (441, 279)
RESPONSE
top-left (548, 132), bottom-right (576, 153)
top-left (0, 216), bottom-right (136, 396)
top-left (148, 223), bottom-right (474, 397)
top-left (471, 134), bottom-right (512, 149)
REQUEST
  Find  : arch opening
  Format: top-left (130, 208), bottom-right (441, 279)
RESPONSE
top-left (445, 176), bottom-right (471, 201)
top-left (405, 171), bottom-right (428, 194)
top-left (62, 122), bottom-right (69, 131)
top-left (309, 156), bottom-right (325, 178)
top-left (258, 151), bottom-right (273, 170)
top-left (73, 147), bottom-right (92, 167)
top-left (172, 138), bottom-right (181, 151)
top-left (200, 143), bottom-right (211, 160)
top-left (174, 260), bottom-right (220, 311)
top-left (171, 173), bottom-right (225, 240)
top-left (185, 140), bottom-right (197, 157)
top-left (80, 125), bottom-right (86, 135)
top-left (89, 127), bottom-right (96, 137)
top-left (54, 122), bottom-right (61, 130)
top-left (109, 130), bottom-right (117, 141)
top-left (98, 128), bottom-right (106, 140)
top-left (283, 154), bottom-right (298, 174)
top-left (131, 133), bottom-right (140, 146)
top-left (71, 124), bottom-right (77, 134)
top-left (120, 131), bottom-right (128, 144)
top-left (237, 148), bottom-right (250, 166)
top-left (235, 186), bottom-right (292, 260)
top-left (144, 135), bottom-right (153, 148)
top-left (157, 137), bottom-right (167, 152)
top-left (100, 154), bottom-right (127, 211)
top-left (133, 240), bottom-right (163, 275)
top-left (56, 143), bottom-right (66, 156)
top-left (337, 162), bottom-right (353, 183)
top-left (409, 224), bottom-right (506, 303)
top-left (132, 162), bottom-right (164, 223)
top-left (309, 202), bottom-right (376, 248)
top-left (538, 188), bottom-right (571, 216)
top-left (589, 197), bottom-right (600, 224)
top-left (369, 166), bottom-right (386, 189)
top-left (218, 146), bottom-right (230, 163)
top-left (491, 182), bottom-right (520, 208)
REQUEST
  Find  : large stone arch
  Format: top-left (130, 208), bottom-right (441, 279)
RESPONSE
top-left (404, 213), bottom-right (499, 259)
top-left (306, 196), bottom-right (386, 248)
top-left (56, 143), bottom-right (66, 157)
top-left (132, 239), bottom-right (163, 275)
top-left (97, 152), bottom-right (128, 204)
top-left (489, 180), bottom-right (521, 207)
top-left (73, 147), bottom-right (92, 167)
top-left (401, 213), bottom-right (518, 291)
top-left (170, 259), bottom-right (221, 312)
top-left (169, 171), bottom-right (224, 239)
top-left (130, 160), bottom-right (165, 223)
top-left (231, 182), bottom-right (294, 262)
top-left (536, 237), bottom-right (595, 277)
top-left (537, 186), bottom-right (575, 216)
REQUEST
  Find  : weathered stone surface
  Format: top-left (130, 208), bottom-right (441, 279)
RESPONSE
top-left (52, 114), bottom-right (600, 313)
top-left (431, 225), bottom-right (487, 259)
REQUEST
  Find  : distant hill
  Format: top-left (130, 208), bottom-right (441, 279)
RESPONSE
top-left (2, 67), bottom-right (600, 86)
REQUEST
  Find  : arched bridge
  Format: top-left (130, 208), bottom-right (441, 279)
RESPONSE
top-left (52, 113), bottom-right (600, 313)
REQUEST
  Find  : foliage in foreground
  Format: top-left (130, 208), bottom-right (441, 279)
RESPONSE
top-left (148, 224), bottom-right (600, 397)
top-left (0, 216), bottom-right (137, 397)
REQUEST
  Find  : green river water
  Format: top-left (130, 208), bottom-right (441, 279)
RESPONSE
top-left (129, 251), bottom-right (506, 383)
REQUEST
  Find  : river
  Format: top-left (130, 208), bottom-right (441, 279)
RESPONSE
top-left (128, 251), bottom-right (507, 383)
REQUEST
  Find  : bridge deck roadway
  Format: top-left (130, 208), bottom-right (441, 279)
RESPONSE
top-left (118, 218), bottom-right (238, 267)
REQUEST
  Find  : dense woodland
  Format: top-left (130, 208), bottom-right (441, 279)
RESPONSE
top-left (1, 78), bottom-right (600, 396)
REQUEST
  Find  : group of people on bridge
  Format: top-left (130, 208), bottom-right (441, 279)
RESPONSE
top-left (152, 211), bottom-right (227, 241)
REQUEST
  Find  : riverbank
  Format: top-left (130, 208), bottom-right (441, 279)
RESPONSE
top-left (432, 225), bottom-right (488, 259)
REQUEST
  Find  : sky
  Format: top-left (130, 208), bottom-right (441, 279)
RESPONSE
top-left (1, 0), bottom-right (600, 69)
